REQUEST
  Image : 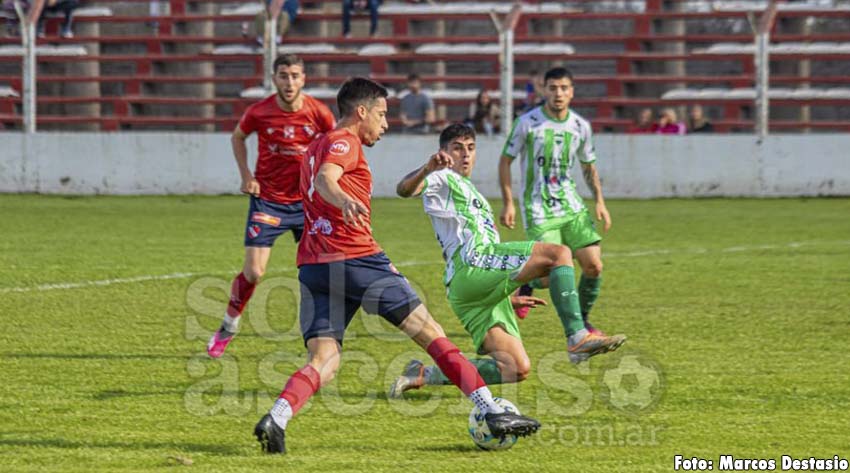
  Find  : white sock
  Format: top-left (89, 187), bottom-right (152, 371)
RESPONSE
top-left (468, 386), bottom-right (504, 415)
top-left (270, 398), bottom-right (292, 430)
top-left (221, 314), bottom-right (240, 333)
top-left (568, 328), bottom-right (590, 347)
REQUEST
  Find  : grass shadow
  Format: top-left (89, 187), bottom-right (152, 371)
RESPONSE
top-left (3, 352), bottom-right (194, 361)
top-left (0, 437), bottom-right (241, 456)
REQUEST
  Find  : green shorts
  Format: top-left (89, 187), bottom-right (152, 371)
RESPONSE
top-left (447, 241), bottom-right (534, 354)
top-left (527, 210), bottom-right (602, 250)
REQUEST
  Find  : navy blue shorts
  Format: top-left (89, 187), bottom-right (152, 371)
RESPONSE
top-left (298, 252), bottom-right (422, 345)
top-left (243, 196), bottom-right (304, 247)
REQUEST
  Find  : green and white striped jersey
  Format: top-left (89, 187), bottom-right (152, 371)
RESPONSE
top-left (502, 106), bottom-right (597, 231)
top-left (421, 168), bottom-right (500, 284)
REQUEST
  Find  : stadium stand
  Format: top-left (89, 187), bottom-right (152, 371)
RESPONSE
top-left (0, 0), bottom-right (848, 131)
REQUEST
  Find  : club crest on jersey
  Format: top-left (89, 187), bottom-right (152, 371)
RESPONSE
top-left (248, 224), bottom-right (262, 239)
top-left (309, 217), bottom-right (333, 235)
top-left (329, 140), bottom-right (350, 156)
top-left (303, 125), bottom-right (315, 137)
top-left (284, 126), bottom-right (295, 139)
top-left (266, 127), bottom-right (275, 135)
top-left (251, 212), bottom-right (281, 227)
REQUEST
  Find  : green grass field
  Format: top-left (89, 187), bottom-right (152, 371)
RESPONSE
top-left (1, 195), bottom-right (849, 472)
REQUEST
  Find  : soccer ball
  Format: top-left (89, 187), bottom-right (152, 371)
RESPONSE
top-left (468, 397), bottom-right (520, 451)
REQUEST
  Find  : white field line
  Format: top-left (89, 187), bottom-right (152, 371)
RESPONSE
top-left (2, 240), bottom-right (848, 294)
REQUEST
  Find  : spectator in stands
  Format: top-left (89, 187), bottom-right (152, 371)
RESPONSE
top-left (2, 0), bottom-right (19, 37)
top-left (627, 107), bottom-right (654, 133)
top-left (652, 108), bottom-right (687, 135)
top-left (522, 69), bottom-right (544, 113)
top-left (149, 0), bottom-right (161, 33)
top-left (37, 0), bottom-right (80, 39)
top-left (688, 104), bottom-right (714, 133)
top-left (466, 89), bottom-right (500, 136)
top-left (342, 0), bottom-right (380, 38)
top-left (400, 73), bottom-right (435, 134)
top-left (247, 0), bottom-right (299, 45)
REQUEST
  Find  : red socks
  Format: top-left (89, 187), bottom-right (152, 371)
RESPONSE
top-left (279, 365), bottom-right (322, 416)
top-left (226, 272), bottom-right (256, 317)
top-left (426, 337), bottom-right (487, 396)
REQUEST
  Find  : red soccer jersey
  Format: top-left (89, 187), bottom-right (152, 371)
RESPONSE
top-left (297, 129), bottom-right (383, 265)
top-left (238, 94), bottom-right (336, 204)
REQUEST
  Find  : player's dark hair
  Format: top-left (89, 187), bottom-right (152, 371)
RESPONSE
top-left (407, 73), bottom-right (420, 82)
top-left (544, 67), bottom-right (573, 84)
top-left (337, 77), bottom-right (389, 117)
top-left (439, 123), bottom-right (476, 149)
top-left (273, 54), bottom-right (304, 72)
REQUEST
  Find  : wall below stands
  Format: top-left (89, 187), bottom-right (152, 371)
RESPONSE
top-left (0, 134), bottom-right (848, 198)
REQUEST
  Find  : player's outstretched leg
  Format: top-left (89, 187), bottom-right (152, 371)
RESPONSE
top-left (389, 326), bottom-right (530, 399)
top-left (518, 243), bottom-right (625, 364)
top-left (399, 306), bottom-right (541, 438)
top-left (208, 248), bottom-right (269, 358)
top-left (255, 338), bottom-right (339, 454)
top-left (388, 357), bottom-right (506, 399)
top-left (575, 244), bottom-right (604, 335)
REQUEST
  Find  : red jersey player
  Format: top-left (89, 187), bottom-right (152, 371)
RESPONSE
top-left (207, 55), bottom-right (336, 358)
top-left (252, 78), bottom-right (541, 454)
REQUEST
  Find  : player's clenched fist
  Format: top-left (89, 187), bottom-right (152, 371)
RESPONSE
top-left (342, 198), bottom-right (369, 227)
top-left (500, 202), bottom-right (516, 229)
top-left (241, 177), bottom-right (260, 197)
top-left (425, 150), bottom-right (454, 173)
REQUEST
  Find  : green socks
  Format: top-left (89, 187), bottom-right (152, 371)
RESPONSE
top-left (548, 265), bottom-right (586, 337)
top-left (579, 274), bottom-right (602, 321)
top-left (426, 358), bottom-right (503, 385)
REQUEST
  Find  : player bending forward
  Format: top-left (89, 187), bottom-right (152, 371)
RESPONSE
top-left (252, 79), bottom-right (541, 454)
top-left (207, 55), bottom-right (336, 358)
top-left (389, 124), bottom-right (625, 398)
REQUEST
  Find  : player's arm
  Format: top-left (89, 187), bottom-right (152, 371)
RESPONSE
top-left (499, 117), bottom-right (524, 229)
top-left (314, 163), bottom-right (369, 227)
top-left (396, 150), bottom-right (454, 198)
top-left (498, 154), bottom-right (516, 229)
top-left (581, 162), bottom-right (611, 232)
top-left (231, 125), bottom-right (259, 197)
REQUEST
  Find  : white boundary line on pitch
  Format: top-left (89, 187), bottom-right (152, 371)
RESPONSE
top-left (2, 240), bottom-right (849, 294)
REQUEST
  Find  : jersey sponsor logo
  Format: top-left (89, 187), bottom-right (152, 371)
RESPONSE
top-left (281, 147), bottom-right (305, 156)
top-left (251, 212), bottom-right (282, 227)
top-left (329, 140), bottom-right (350, 156)
top-left (308, 216), bottom-right (333, 235)
top-left (248, 224), bottom-right (262, 239)
top-left (284, 126), bottom-right (295, 139)
top-left (303, 124), bottom-right (315, 137)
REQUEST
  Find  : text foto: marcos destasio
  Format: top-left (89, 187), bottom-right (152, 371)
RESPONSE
top-left (674, 455), bottom-right (849, 471)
